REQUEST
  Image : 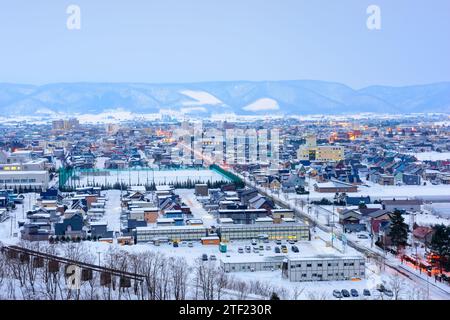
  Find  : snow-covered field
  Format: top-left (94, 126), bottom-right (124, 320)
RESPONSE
top-left (408, 152), bottom-right (450, 161)
top-left (66, 169), bottom-right (229, 188)
top-left (288, 179), bottom-right (450, 201)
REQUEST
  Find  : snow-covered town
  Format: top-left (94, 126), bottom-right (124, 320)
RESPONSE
top-left (0, 115), bottom-right (449, 301)
top-left (1, 1), bottom-right (450, 311)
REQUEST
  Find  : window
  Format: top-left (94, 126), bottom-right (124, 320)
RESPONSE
top-left (307, 263), bottom-right (312, 267)
top-left (317, 263), bottom-right (323, 267)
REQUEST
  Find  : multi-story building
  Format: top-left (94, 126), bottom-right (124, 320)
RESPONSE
top-left (297, 134), bottom-right (344, 161)
top-left (217, 223), bottom-right (310, 241)
top-left (0, 170), bottom-right (49, 190)
top-left (135, 225), bottom-right (209, 243)
top-left (282, 255), bottom-right (366, 282)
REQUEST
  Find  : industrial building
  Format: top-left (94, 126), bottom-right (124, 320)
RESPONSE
top-left (0, 170), bottom-right (49, 190)
top-left (218, 223), bottom-right (310, 241)
top-left (220, 255), bottom-right (286, 273)
top-left (282, 255), bottom-right (366, 282)
top-left (135, 225), bottom-right (209, 243)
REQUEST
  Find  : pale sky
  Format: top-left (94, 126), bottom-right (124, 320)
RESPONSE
top-left (0, 0), bottom-right (449, 88)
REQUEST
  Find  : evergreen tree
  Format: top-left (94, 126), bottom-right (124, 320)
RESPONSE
top-left (388, 210), bottom-right (409, 251)
top-left (430, 224), bottom-right (450, 273)
top-left (358, 202), bottom-right (368, 210)
top-left (270, 292), bottom-right (280, 300)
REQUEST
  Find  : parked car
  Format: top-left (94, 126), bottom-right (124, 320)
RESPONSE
top-left (209, 255), bottom-right (217, 261)
top-left (245, 246), bottom-right (251, 253)
top-left (173, 242), bottom-right (179, 248)
top-left (188, 242), bottom-right (193, 248)
top-left (341, 289), bottom-right (350, 298)
top-left (384, 290), bottom-right (394, 298)
top-left (259, 245), bottom-right (264, 251)
top-left (357, 234), bottom-right (369, 239)
top-left (265, 245), bottom-right (271, 251)
top-left (202, 254), bottom-right (208, 261)
top-left (376, 284), bottom-right (386, 292)
top-left (291, 245), bottom-right (299, 253)
top-left (253, 248), bottom-right (259, 253)
top-left (276, 240), bottom-right (282, 245)
top-left (363, 289), bottom-right (371, 296)
top-left (350, 289), bottom-right (359, 297)
top-left (251, 239), bottom-right (258, 246)
top-left (275, 246), bottom-right (281, 253)
top-left (263, 239), bottom-right (270, 243)
top-left (333, 290), bottom-right (342, 298)
top-left (281, 245), bottom-right (288, 253)
top-left (238, 247), bottom-right (244, 254)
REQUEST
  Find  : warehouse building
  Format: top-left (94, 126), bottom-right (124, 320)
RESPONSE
top-left (0, 170), bottom-right (49, 190)
top-left (218, 223), bottom-right (310, 241)
top-left (221, 256), bottom-right (286, 273)
top-left (135, 225), bottom-right (208, 243)
top-left (282, 255), bottom-right (366, 282)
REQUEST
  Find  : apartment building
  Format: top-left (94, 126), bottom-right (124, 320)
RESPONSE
top-left (297, 134), bottom-right (344, 161)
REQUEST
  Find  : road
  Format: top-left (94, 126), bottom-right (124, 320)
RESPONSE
top-left (230, 169), bottom-right (450, 300)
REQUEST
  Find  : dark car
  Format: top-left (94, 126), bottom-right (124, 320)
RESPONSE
top-left (202, 254), bottom-right (208, 261)
top-left (350, 289), bottom-right (359, 297)
top-left (274, 246), bottom-right (281, 253)
top-left (363, 289), bottom-right (371, 296)
top-left (291, 245), bottom-right (299, 253)
top-left (341, 289), bottom-right (350, 298)
top-left (384, 290), bottom-right (394, 298)
top-left (376, 284), bottom-right (386, 292)
top-left (173, 242), bottom-right (179, 248)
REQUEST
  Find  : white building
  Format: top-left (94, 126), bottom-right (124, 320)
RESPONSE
top-left (0, 170), bottom-right (49, 190)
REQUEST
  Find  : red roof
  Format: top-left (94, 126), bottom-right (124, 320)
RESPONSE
top-left (413, 226), bottom-right (433, 239)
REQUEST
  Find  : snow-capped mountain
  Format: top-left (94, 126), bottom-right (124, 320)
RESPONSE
top-left (0, 80), bottom-right (449, 116)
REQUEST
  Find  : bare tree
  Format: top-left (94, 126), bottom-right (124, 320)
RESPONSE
top-left (388, 274), bottom-right (406, 300)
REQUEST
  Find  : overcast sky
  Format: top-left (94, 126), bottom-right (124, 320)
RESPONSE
top-left (0, 0), bottom-right (449, 88)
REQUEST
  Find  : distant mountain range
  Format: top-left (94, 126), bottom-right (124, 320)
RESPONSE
top-left (0, 80), bottom-right (449, 116)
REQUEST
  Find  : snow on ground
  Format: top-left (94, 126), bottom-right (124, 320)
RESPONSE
top-left (408, 152), bottom-right (450, 161)
top-left (67, 169), bottom-right (229, 188)
top-left (100, 190), bottom-right (122, 232)
top-left (95, 157), bottom-right (108, 169)
top-left (287, 179), bottom-right (450, 201)
top-left (180, 90), bottom-right (223, 106)
top-left (413, 210), bottom-right (450, 227)
top-left (175, 189), bottom-right (216, 227)
top-left (0, 193), bottom-right (38, 245)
